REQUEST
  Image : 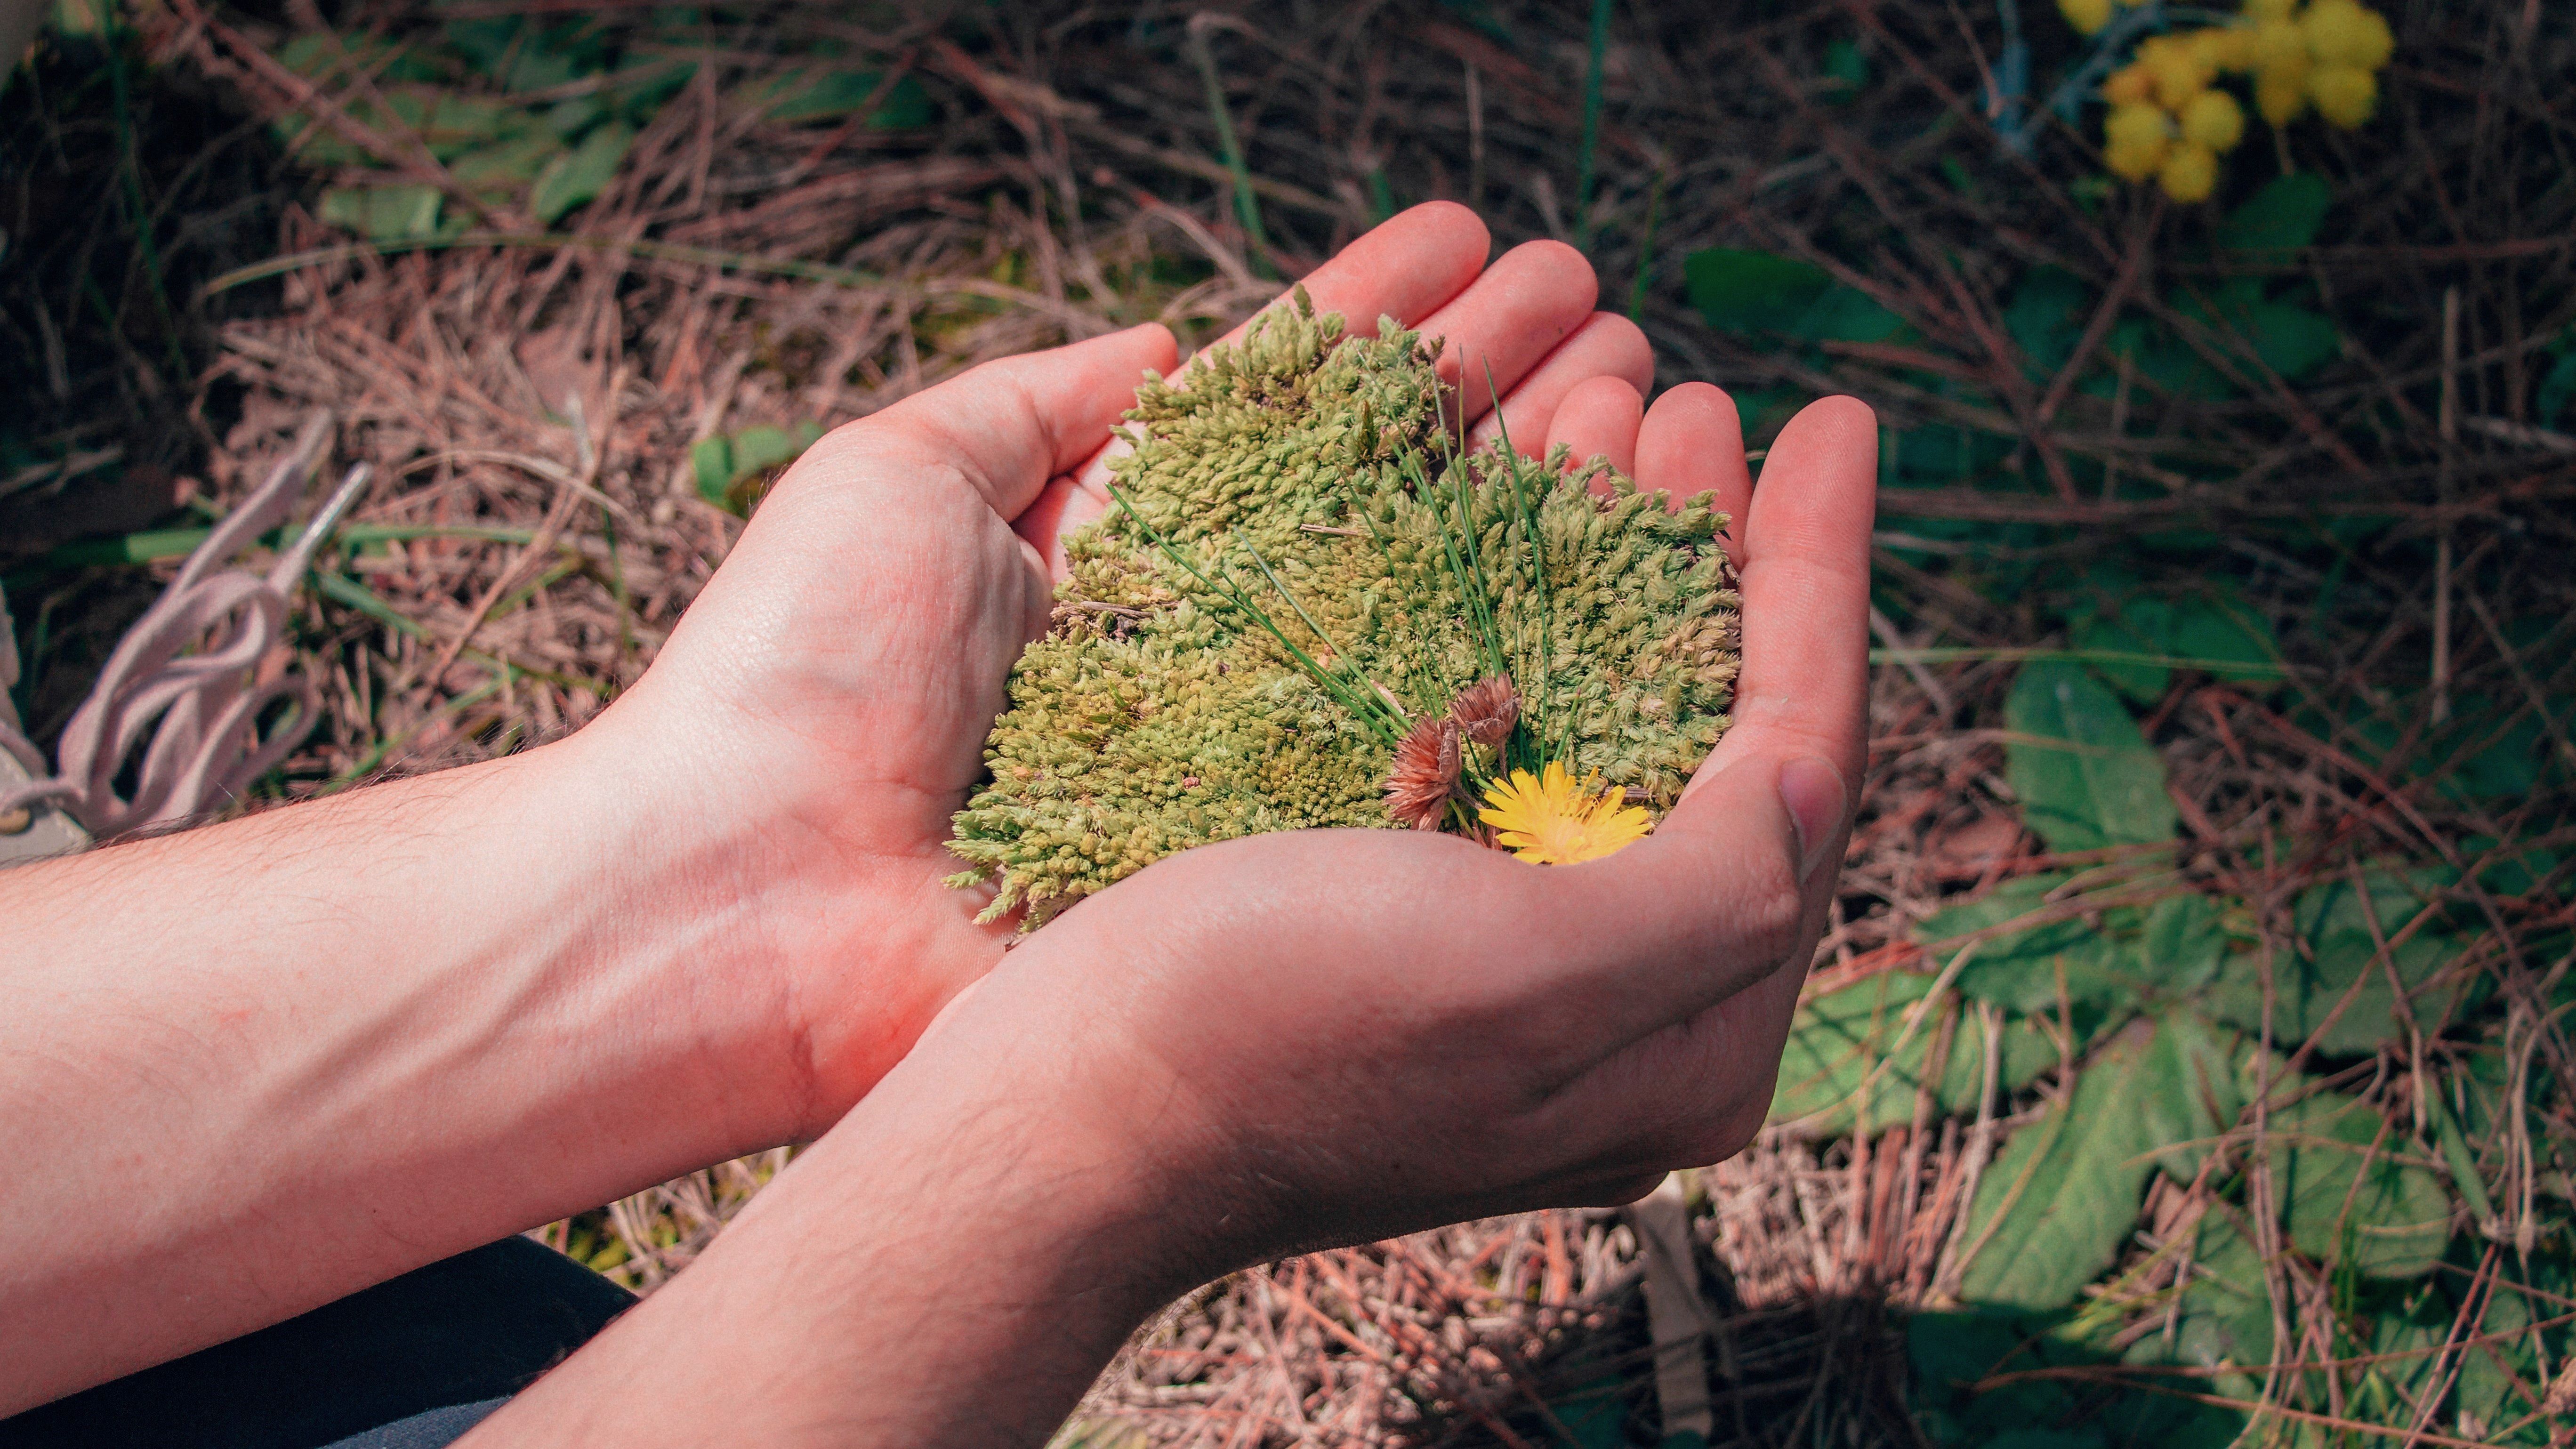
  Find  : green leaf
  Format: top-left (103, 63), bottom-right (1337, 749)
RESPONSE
top-left (2004, 661), bottom-right (2176, 854)
top-left (1684, 250), bottom-right (1900, 342)
top-left (530, 121), bottom-right (633, 224)
top-left (448, 132), bottom-right (562, 189)
top-left (757, 69), bottom-right (934, 128)
top-left (2072, 603), bottom-right (2174, 703)
top-left (2238, 299), bottom-right (2342, 381)
top-left (1956, 1017), bottom-right (2223, 1311)
top-left (2136, 894), bottom-right (2228, 993)
top-left (2536, 342), bottom-right (2576, 428)
top-left (2452, 1281), bottom-right (2543, 1432)
top-left (728, 424), bottom-right (802, 475)
top-left (1769, 971), bottom-right (2057, 1134)
top-left (2165, 591), bottom-right (2282, 684)
top-left (317, 184), bottom-right (444, 242)
top-left (1821, 39), bottom-right (1869, 97)
top-left (2266, 1093), bottom-right (2453, 1278)
top-left (1685, 249), bottom-right (1827, 334)
top-left (2218, 173), bottom-right (2334, 253)
top-left (691, 436), bottom-right (733, 506)
top-left (2202, 930), bottom-right (2456, 1057)
top-left (2004, 267), bottom-right (2091, 379)
top-left (2138, 1209), bottom-right (2274, 1386)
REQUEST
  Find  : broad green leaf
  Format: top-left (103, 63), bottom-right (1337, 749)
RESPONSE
top-left (1788, 284), bottom-right (1905, 344)
top-left (2218, 173), bottom-right (2333, 253)
top-left (449, 132), bottom-right (561, 189)
top-left (530, 121), bottom-right (634, 224)
top-left (2004, 267), bottom-right (2090, 379)
top-left (2238, 299), bottom-right (2341, 381)
top-left (2202, 929), bottom-right (2456, 1056)
top-left (2137, 1209), bottom-right (2273, 1385)
top-left (728, 424), bottom-right (804, 475)
top-left (1821, 39), bottom-right (1868, 98)
top-left (756, 69), bottom-right (934, 128)
top-left (2452, 1281), bottom-right (2542, 1431)
top-left (1769, 971), bottom-right (2055, 1134)
top-left (1684, 249), bottom-right (1905, 342)
top-left (2266, 1093), bottom-right (2453, 1278)
top-left (1957, 1014), bottom-right (2239, 1312)
top-left (543, 95), bottom-right (613, 139)
top-left (2073, 599), bottom-right (2174, 702)
top-left (1685, 249), bottom-right (1828, 335)
top-left (2537, 342), bottom-right (2576, 428)
top-left (2462, 834), bottom-right (2560, 897)
top-left (2134, 894), bottom-right (2226, 992)
top-left (2165, 591), bottom-right (2282, 684)
top-left (318, 184), bottom-right (444, 242)
top-left (691, 436), bottom-right (733, 506)
top-left (2004, 661), bottom-right (2175, 854)
top-left (1957, 1019), bottom-right (2205, 1311)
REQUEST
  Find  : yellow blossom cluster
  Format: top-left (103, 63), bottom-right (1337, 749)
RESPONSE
top-left (2063, 0), bottom-right (2394, 202)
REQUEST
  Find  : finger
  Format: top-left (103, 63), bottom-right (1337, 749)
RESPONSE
top-left (1541, 375), bottom-right (1644, 483)
top-left (1501, 750), bottom-right (1826, 1075)
top-left (1689, 396), bottom-right (1877, 786)
top-left (1416, 242), bottom-right (1606, 426)
top-left (1054, 204), bottom-right (1497, 547)
top-left (1635, 383), bottom-right (1753, 535)
top-left (1206, 201), bottom-right (1491, 352)
top-left (821, 323), bottom-right (1178, 521)
top-left (1466, 311), bottom-right (1652, 453)
top-left (1011, 473), bottom-right (1092, 578)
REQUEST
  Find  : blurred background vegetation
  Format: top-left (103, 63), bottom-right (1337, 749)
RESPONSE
top-left (3, 1), bottom-right (2569, 1445)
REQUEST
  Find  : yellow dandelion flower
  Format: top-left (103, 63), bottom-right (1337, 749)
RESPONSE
top-left (2159, 141), bottom-right (2221, 202)
top-left (2302, 0), bottom-right (2395, 70)
top-left (1477, 762), bottom-right (1652, 866)
top-left (2243, 0), bottom-right (2295, 24)
top-left (2180, 88), bottom-right (2247, 151)
top-left (2059, 0), bottom-right (2115, 35)
top-left (2308, 62), bottom-right (2378, 127)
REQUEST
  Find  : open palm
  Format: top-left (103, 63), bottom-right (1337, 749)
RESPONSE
top-left (584, 203), bottom-right (1829, 1130)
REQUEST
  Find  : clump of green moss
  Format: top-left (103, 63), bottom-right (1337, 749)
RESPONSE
top-left (947, 293), bottom-right (1742, 927)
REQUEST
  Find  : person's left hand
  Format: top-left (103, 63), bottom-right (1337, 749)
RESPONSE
top-left (565, 204), bottom-right (1674, 1138)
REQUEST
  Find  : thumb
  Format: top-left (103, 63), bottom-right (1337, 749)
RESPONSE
top-left (1508, 749), bottom-right (1847, 1076)
top-left (851, 322), bottom-right (1178, 521)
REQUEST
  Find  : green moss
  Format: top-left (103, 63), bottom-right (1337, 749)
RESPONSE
top-left (947, 294), bottom-right (1743, 927)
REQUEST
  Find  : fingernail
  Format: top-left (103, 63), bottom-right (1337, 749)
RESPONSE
top-left (1778, 756), bottom-right (1847, 884)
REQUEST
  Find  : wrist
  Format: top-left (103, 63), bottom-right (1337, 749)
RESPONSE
top-left (467, 997), bottom-right (1188, 1447)
top-left (536, 702), bottom-right (1006, 1142)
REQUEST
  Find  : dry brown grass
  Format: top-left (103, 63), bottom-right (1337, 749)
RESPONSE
top-left (9, 0), bottom-right (2568, 1443)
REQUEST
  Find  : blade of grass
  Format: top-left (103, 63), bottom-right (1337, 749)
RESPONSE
top-left (1183, 19), bottom-right (1275, 279)
top-left (1105, 481), bottom-right (1398, 744)
top-left (1627, 161), bottom-right (1666, 322)
top-left (103, 6), bottom-right (189, 379)
top-left (1573, 0), bottom-right (1613, 251)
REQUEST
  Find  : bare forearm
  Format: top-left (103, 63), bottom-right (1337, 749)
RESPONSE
top-left (0, 734), bottom-right (808, 1410)
top-left (462, 1009), bottom-right (1186, 1448)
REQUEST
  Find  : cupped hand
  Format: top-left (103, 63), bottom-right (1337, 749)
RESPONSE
top-left (881, 390), bottom-right (1876, 1275)
top-left (566, 203), bottom-right (1658, 1137)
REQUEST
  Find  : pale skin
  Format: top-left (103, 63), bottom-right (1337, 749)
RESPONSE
top-left (0, 203), bottom-right (1876, 1441)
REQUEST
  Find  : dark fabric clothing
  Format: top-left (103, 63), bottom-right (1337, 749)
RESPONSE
top-left (0, 1237), bottom-right (633, 1449)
